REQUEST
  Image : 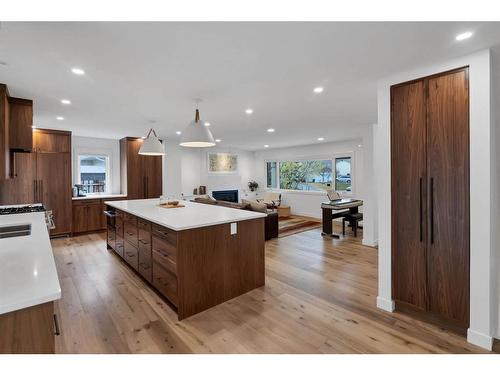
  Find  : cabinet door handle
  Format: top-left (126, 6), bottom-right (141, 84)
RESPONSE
top-left (34, 180), bottom-right (37, 202)
top-left (419, 177), bottom-right (423, 242)
top-left (53, 314), bottom-right (61, 336)
top-left (430, 177), bottom-right (434, 245)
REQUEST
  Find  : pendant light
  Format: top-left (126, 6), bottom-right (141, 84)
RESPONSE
top-left (138, 128), bottom-right (165, 155)
top-left (179, 104), bottom-right (215, 148)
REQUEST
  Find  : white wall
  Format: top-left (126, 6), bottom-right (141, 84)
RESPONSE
top-left (375, 49), bottom-right (496, 350)
top-left (72, 136), bottom-right (121, 194)
top-left (162, 141), bottom-right (256, 199)
top-left (492, 46), bottom-right (500, 340)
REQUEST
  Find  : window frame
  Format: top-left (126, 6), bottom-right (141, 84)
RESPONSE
top-left (73, 147), bottom-right (113, 195)
top-left (264, 152), bottom-right (355, 196)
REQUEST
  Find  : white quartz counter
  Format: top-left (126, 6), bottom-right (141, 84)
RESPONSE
top-left (0, 212), bottom-right (61, 315)
top-left (105, 198), bottom-right (267, 231)
top-left (72, 193), bottom-right (127, 201)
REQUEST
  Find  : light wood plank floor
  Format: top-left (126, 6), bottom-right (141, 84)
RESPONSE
top-left (50, 224), bottom-right (497, 354)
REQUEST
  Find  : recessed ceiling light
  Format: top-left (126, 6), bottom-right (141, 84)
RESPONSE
top-left (317, 137), bottom-right (325, 141)
top-left (71, 67), bottom-right (85, 75)
top-left (267, 128), bottom-right (275, 133)
top-left (245, 108), bottom-right (253, 114)
top-left (60, 99), bottom-right (71, 105)
top-left (176, 131), bottom-right (182, 135)
top-left (215, 139), bottom-right (221, 143)
top-left (141, 136), bottom-right (146, 139)
top-left (31, 125), bottom-right (36, 129)
top-left (56, 116), bottom-right (64, 121)
top-left (264, 145), bottom-right (269, 148)
top-left (456, 31), bottom-right (473, 41)
top-left (358, 144), bottom-right (362, 148)
top-left (204, 122), bottom-right (210, 127)
top-left (313, 87), bottom-right (324, 93)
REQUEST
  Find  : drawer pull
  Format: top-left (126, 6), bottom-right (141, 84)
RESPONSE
top-left (125, 251), bottom-right (136, 257)
top-left (139, 262), bottom-right (150, 269)
top-left (53, 314), bottom-right (61, 336)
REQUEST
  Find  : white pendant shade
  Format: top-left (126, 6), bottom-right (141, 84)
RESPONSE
top-left (138, 128), bottom-right (165, 155)
top-left (180, 109), bottom-right (216, 148)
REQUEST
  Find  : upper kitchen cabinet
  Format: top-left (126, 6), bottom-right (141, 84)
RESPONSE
top-left (120, 137), bottom-right (163, 200)
top-left (0, 84), bottom-right (9, 180)
top-left (8, 97), bottom-right (33, 152)
top-left (33, 128), bottom-right (71, 153)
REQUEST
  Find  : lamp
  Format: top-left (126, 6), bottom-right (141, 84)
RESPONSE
top-left (179, 107), bottom-right (215, 148)
top-left (138, 128), bottom-right (165, 156)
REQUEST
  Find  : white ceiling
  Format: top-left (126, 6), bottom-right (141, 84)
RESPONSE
top-left (1, 22), bottom-right (500, 150)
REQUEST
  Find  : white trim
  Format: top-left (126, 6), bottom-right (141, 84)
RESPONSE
top-left (467, 329), bottom-right (493, 351)
top-left (362, 239), bottom-right (378, 247)
top-left (376, 296), bottom-right (395, 312)
top-left (73, 146), bottom-right (113, 194)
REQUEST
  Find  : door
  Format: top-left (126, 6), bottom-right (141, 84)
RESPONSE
top-left (0, 152), bottom-right (36, 205)
top-left (72, 204), bottom-right (88, 233)
top-left (391, 80), bottom-right (428, 310)
top-left (426, 68), bottom-right (470, 325)
top-left (86, 202), bottom-right (103, 232)
top-left (143, 155), bottom-right (163, 198)
top-left (37, 152), bottom-right (72, 236)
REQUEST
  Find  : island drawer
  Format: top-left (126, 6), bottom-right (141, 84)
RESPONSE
top-left (115, 234), bottom-right (125, 258)
top-left (123, 212), bottom-right (137, 224)
top-left (124, 240), bottom-right (138, 270)
top-left (152, 236), bottom-right (177, 267)
top-left (115, 217), bottom-right (124, 238)
top-left (107, 227), bottom-right (116, 249)
top-left (138, 220), bottom-right (152, 249)
top-left (152, 224), bottom-right (177, 246)
top-left (124, 221), bottom-right (138, 246)
top-left (138, 248), bottom-right (152, 283)
top-left (152, 262), bottom-right (178, 306)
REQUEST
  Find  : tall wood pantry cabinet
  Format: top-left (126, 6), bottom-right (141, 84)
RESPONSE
top-left (391, 67), bottom-right (470, 328)
top-left (0, 128), bottom-right (72, 236)
top-left (120, 137), bottom-right (163, 199)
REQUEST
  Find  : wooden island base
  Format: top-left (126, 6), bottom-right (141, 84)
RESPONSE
top-left (106, 206), bottom-right (265, 319)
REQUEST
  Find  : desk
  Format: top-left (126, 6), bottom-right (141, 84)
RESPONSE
top-left (321, 199), bottom-right (363, 238)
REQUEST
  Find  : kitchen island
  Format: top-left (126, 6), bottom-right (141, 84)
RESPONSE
top-left (104, 199), bottom-right (266, 319)
top-left (0, 211), bottom-right (61, 353)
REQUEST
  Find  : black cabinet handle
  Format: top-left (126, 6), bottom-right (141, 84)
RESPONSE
top-left (53, 314), bottom-right (60, 336)
top-left (419, 177), bottom-right (423, 242)
top-left (430, 177), bottom-right (434, 244)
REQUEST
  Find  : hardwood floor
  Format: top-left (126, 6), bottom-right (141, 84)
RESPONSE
top-left (50, 224), bottom-right (496, 354)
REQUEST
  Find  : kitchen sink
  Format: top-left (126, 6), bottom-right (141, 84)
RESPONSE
top-left (0, 224), bottom-right (31, 239)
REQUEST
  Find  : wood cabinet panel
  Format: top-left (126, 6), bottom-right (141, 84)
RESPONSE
top-left (391, 80), bottom-right (428, 310)
top-left (115, 235), bottom-right (124, 258)
top-left (391, 67), bottom-right (470, 328)
top-left (87, 202), bottom-right (103, 232)
top-left (124, 221), bottom-right (138, 246)
top-left (72, 204), bottom-right (88, 233)
top-left (152, 235), bottom-right (177, 265)
top-left (124, 240), bottom-right (138, 270)
top-left (8, 97), bottom-right (32, 151)
top-left (152, 262), bottom-right (178, 307)
top-left (143, 155), bottom-right (163, 198)
top-left (37, 151), bottom-right (72, 236)
top-left (33, 129), bottom-right (70, 153)
top-left (0, 302), bottom-right (55, 354)
top-left (0, 84), bottom-right (9, 180)
top-left (427, 69), bottom-right (470, 325)
top-left (0, 152), bottom-right (36, 205)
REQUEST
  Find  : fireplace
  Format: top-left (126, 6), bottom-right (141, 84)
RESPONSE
top-left (212, 189), bottom-right (239, 203)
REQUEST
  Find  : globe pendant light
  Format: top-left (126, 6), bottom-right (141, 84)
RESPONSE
top-left (138, 128), bottom-right (165, 155)
top-left (179, 107), bottom-right (215, 148)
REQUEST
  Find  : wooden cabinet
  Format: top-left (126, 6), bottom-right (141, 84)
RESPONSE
top-left (0, 302), bottom-right (56, 354)
top-left (0, 84), bottom-right (10, 180)
top-left (8, 97), bottom-right (32, 152)
top-left (0, 152), bottom-right (36, 205)
top-left (120, 137), bottom-right (163, 199)
top-left (72, 199), bottom-right (102, 234)
top-left (33, 129), bottom-right (71, 153)
top-left (391, 67), bottom-right (470, 327)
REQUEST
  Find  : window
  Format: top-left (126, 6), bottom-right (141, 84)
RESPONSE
top-left (334, 156), bottom-right (352, 192)
top-left (77, 154), bottom-right (110, 194)
top-left (266, 162), bottom-right (277, 188)
top-left (266, 159), bottom-right (334, 191)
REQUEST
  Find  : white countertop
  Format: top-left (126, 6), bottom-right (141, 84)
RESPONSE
top-left (105, 199), bottom-right (267, 231)
top-left (72, 193), bottom-right (127, 201)
top-left (0, 212), bottom-right (61, 315)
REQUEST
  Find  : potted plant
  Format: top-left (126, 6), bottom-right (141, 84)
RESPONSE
top-left (248, 181), bottom-right (259, 192)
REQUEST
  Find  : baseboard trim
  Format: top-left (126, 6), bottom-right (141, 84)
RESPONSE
top-left (362, 238), bottom-right (378, 247)
top-left (376, 296), bottom-right (395, 312)
top-left (467, 328), bottom-right (493, 350)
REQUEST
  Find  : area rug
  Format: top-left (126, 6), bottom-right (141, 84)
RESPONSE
top-left (278, 216), bottom-right (322, 238)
